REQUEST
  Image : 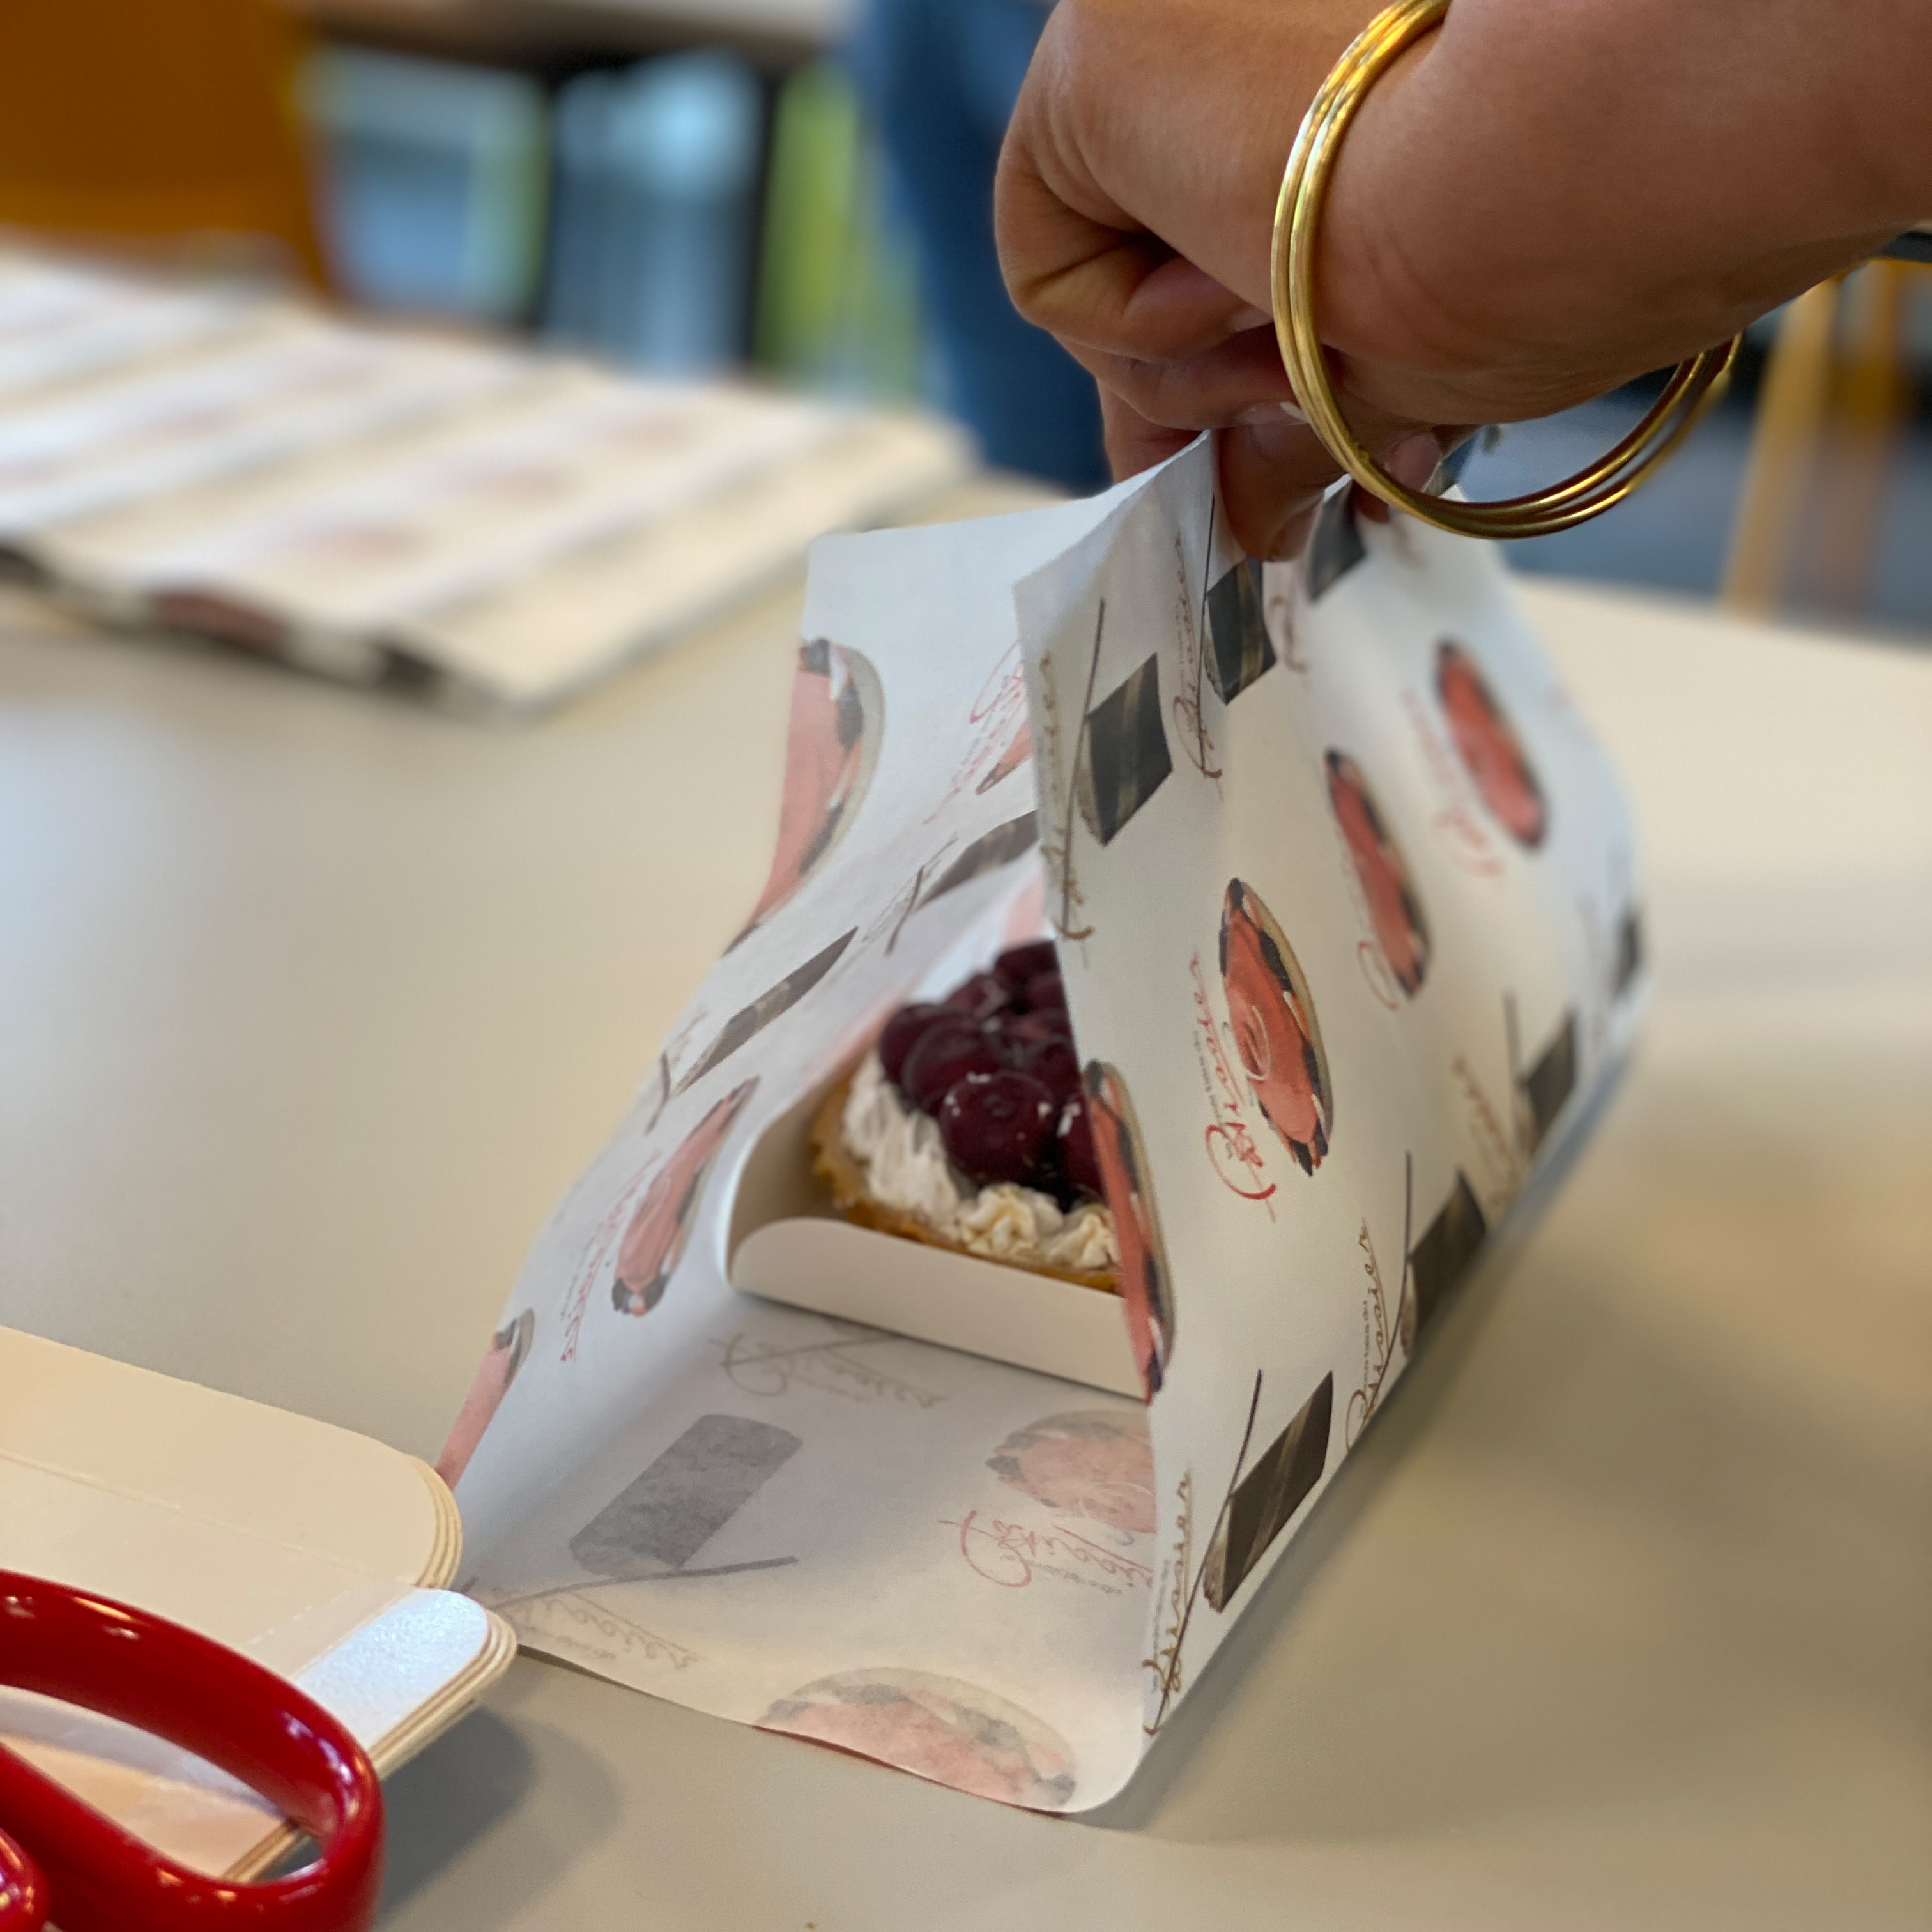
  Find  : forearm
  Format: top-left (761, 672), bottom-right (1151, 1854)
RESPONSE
top-left (1324, 0), bottom-right (1932, 420)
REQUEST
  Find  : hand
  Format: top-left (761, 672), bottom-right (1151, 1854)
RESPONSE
top-left (997, 0), bottom-right (1922, 556)
top-left (997, 0), bottom-right (1439, 558)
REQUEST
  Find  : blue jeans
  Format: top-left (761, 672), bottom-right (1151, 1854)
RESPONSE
top-left (850, 0), bottom-right (1108, 491)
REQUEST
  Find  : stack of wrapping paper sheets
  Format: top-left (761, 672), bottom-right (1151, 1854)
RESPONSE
top-left (0, 245), bottom-right (968, 710)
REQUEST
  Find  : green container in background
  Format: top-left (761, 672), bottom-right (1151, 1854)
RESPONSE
top-left (755, 61), bottom-right (925, 404)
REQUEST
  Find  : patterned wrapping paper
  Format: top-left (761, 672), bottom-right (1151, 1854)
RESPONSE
top-left (0, 243), bottom-right (967, 708)
top-left (443, 437), bottom-right (1644, 1811)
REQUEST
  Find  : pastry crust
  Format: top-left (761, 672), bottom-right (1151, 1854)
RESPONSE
top-left (811, 1071), bottom-right (1119, 1294)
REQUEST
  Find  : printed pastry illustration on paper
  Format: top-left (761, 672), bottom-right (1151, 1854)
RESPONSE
top-left (614, 1080), bottom-right (758, 1315)
top-left (735, 638), bottom-right (884, 943)
top-left (1218, 879), bottom-right (1333, 1176)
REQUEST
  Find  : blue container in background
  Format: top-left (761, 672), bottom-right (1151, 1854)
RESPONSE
top-left (303, 47), bottom-right (549, 324)
top-left (543, 53), bottom-right (764, 374)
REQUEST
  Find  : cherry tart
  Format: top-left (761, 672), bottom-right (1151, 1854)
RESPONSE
top-left (874, 944), bottom-right (1103, 1207)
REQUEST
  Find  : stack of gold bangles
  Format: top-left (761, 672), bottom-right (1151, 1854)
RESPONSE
top-left (1272, 0), bottom-right (1742, 539)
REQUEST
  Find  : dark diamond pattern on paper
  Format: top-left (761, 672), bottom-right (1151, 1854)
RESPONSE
top-left (1521, 1013), bottom-right (1579, 1151)
top-left (917, 813), bottom-right (1039, 908)
top-left (676, 928), bottom-right (856, 1093)
top-left (1202, 1373), bottom-right (1333, 1611)
top-left (1205, 560), bottom-right (1276, 703)
top-left (1407, 1171), bottom-right (1489, 1342)
top-left (571, 1414), bottom-right (802, 1579)
top-left (1613, 908), bottom-right (1644, 998)
top-left (1077, 655), bottom-right (1172, 846)
top-left (1305, 491), bottom-right (1367, 601)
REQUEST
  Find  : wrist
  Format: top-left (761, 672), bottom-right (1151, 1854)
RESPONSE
top-left (1307, 0), bottom-right (1928, 424)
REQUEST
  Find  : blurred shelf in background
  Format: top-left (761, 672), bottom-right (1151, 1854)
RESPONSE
top-left (296, 27), bottom-right (927, 403)
top-left (544, 51), bottom-right (762, 371)
top-left (753, 60), bottom-right (923, 401)
top-left (305, 45), bottom-right (549, 321)
top-left (289, 0), bottom-right (851, 69)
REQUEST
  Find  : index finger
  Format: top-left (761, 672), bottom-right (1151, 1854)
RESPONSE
top-left (996, 135), bottom-right (1271, 365)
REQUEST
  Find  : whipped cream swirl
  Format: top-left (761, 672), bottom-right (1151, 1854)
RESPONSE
top-left (841, 1051), bottom-right (1117, 1275)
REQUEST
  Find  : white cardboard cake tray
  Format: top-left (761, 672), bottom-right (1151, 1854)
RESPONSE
top-left (726, 1077), bottom-right (1142, 1398)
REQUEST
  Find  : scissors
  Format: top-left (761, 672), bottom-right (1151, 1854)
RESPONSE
top-left (0, 1570), bottom-right (383, 1932)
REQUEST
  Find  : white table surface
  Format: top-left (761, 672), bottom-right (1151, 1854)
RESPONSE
top-left (3, 498), bottom-right (1928, 1930)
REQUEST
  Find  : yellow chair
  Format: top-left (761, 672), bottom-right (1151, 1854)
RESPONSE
top-left (0, 1), bottom-right (325, 281)
top-left (1724, 259), bottom-right (1929, 616)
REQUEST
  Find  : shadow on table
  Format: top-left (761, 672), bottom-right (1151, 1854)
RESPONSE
top-left (376, 1699), bottom-right (621, 1922)
top-left (371, 1021), bottom-right (1924, 1897)
top-left (1085, 1032), bottom-right (1927, 1855)
top-left (1079, 1087), bottom-right (1614, 1842)
top-left (1082, 1144), bottom-right (1561, 1839)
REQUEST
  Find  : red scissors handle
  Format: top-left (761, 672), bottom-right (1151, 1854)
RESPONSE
top-left (0, 1570), bottom-right (383, 1932)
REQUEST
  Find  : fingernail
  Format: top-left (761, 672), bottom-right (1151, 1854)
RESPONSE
top-left (1227, 303), bottom-right (1273, 332)
top-left (1385, 433), bottom-right (1444, 494)
top-left (1234, 398), bottom-right (1309, 429)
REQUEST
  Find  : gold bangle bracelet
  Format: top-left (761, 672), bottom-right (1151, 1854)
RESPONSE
top-left (1270, 0), bottom-right (1743, 540)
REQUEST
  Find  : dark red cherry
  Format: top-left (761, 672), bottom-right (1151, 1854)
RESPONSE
top-left (944, 970), bottom-right (1011, 1022)
top-left (1023, 971), bottom-right (1067, 1012)
top-left (1055, 1092), bottom-right (1103, 1199)
top-left (878, 1003), bottom-right (949, 1088)
top-left (901, 1022), bottom-right (1004, 1114)
top-left (994, 940), bottom-right (1059, 992)
top-left (938, 1071), bottom-right (1058, 1185)
top-left (1015, 1034), bottom-right (1080, 1103)
top-left (1002, 1009), bottom-right (1073, 1048)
